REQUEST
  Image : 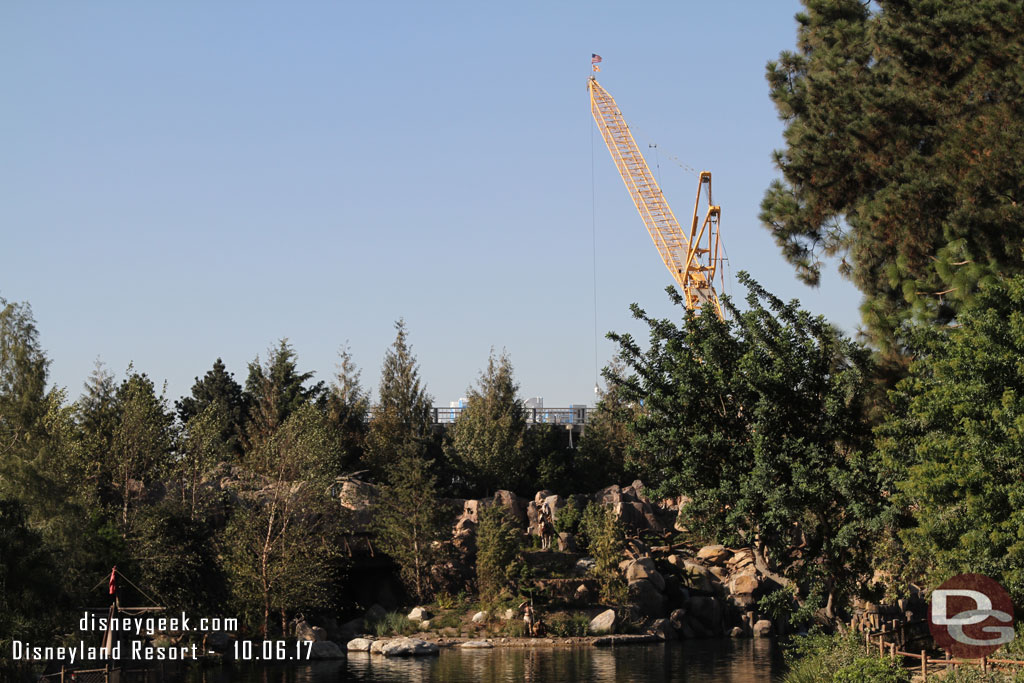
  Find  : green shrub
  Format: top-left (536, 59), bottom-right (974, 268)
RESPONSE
top-left (501, 619), bottom-right (527, 637)
top-left (477, 506), bottom-right (525, 601)
top-left (373, 611), bottom-right (416, 637)
top-left (429, 611), bottom-right (461, 630)
top-left (547, 612), bottom-right (590, 637)
top-left (579, 502), bottom-right (624, 601)
top-left (554, 500), bottom-right (581, 536)
top-left (782, 630), bottom-right (909, 683)
top-left (832, 657), bottom-right (908, 683)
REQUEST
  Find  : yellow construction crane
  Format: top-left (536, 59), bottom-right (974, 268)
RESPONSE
top-left (589, 75), bottom-right (724, 319)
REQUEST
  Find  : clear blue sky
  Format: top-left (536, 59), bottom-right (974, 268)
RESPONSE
top-left (2, 0), bottom-right (862, 408)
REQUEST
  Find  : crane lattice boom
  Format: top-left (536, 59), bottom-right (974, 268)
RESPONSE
top-left (588, 76), bottom-right (723, 319)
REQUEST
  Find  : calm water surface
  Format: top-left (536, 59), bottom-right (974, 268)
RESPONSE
top-left (184, 640), bottom-right (785, 682)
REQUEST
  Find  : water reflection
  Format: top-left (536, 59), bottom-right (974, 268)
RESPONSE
top-left (185, 640), bottom-right (784, 682)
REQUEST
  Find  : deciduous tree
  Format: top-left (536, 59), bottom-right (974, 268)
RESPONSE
top-left (611, 274), bottom-right (882, 617)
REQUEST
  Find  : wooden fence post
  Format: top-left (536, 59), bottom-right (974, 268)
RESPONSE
top-left (921, 650), bottom-right (927, 681)
top-left (889, 642), bottom-right (896, 662)
top-left (982, 655), bottom-right (987, 673)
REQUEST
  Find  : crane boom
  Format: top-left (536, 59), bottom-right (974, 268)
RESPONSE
top-left (588, 76), bottom-right (724, 319)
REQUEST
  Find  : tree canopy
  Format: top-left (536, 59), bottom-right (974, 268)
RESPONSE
top-left (611, 274), bottom-right (883, 615)
top-left (762, 0), bottom-right (1024, 347)
top-left (877, 275), bottom-right (1024, 604)
top-left (445, 350), bottom-right (529, 495)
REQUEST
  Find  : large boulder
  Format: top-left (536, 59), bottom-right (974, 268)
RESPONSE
top-left (648, 618), bottom-right (677, 641)
top-left (727, 548), bottom-right (756, 573)
top-left (624, 558), bottom-right (666, 592)
top-left (753, 619), bottom-right (773, 638)
top-left (381, 638), bottom-right (440, 657)
top-left (686, 596), bottom-right (724, 635)
top-left (589, 609), bottom-right (616, 635)
top-left (407, 607), bottom-right (431, 622)
top-left (460, 640), bottom-right (494, 649)
top-left (628, 579), bottom-right (667, 618)
top-left (346, 638), bottom-right (373, 652)
top-left (696, 545), bottom-right (733, 565)
top-left (594, 485), bottom-right (624, 506)
top-left (492, 490), bottom-right (527, 525)
top-left (337, 480), bottom-right (379, 531)
top-left (681, 560), bottom-right (715, 592)
top-left (730, 573), bottom-right (759, 596)
top-left (543, 494), bottom-right (565, 521)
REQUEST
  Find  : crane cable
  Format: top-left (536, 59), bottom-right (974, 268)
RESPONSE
top-left (590, 108), bottom-right (600, 396)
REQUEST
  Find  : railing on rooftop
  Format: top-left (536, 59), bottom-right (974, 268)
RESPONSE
top-left (431, 406), bottom-right (589, 425)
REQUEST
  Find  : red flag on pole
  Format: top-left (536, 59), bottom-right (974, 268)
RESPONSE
top-left (109, 566), bottom-right (117, 595)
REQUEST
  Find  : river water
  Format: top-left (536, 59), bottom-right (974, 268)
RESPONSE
top-left (184, 639), bottom-right (785, 682)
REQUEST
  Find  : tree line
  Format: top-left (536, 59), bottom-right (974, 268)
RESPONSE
top-left (0, 310), bottom-right (636, 662)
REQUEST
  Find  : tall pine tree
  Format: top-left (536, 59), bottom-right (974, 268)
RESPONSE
top-left (761, 0), bottom-right (1024, 349)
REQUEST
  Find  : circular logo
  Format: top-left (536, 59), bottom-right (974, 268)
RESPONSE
top-left (928, 573), bottom-right (1015, 658)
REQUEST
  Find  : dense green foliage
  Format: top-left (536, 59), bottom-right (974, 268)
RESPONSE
top-left (579, 502), bottom-right (624, 601)
top-left (364, 320), bottom-right (435, 479)
top-left (611, 274), bottom-right (884, 615)
top-left (475, 504), bottom-right (525, 601)
top-left (878, 276), bottom-right (1024, 603)
top-left (574, 357), bottom-right (637, 492)
top-left (176, 358), bottom-right (248, 458)
top-left (373, 454), bottom-right (449, 602)
top-left (446, 351), bottom-right (530, 495)
top-left (782, 631), bottom-right (909, 683)
top-left (762, 0), bottom-right (1024, 347)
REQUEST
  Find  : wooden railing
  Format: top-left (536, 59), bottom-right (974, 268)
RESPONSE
top-left (864, 627), bottom-right (1024, 680)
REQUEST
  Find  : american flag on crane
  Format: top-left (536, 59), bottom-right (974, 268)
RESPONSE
top-left (591, 54), bottom-right (602, 64)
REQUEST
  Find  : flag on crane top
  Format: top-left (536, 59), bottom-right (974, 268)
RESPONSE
top-left (109, 566), bottom-right (117, 595)
top-left (591, 54), bottom-right (602, 64)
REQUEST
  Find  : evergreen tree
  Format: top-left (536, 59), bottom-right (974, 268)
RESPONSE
top-left (325, 344), bottom-right (369, 470)
top-left (445, 350), bottom-right (529, 494)
top-left (475, 505), bottom-right (524, 601)
top-left (0, 297), bottom-right (49, 455)
top-left (176, 358), bottom-right (247, 457)
top-left (0, 499), bottom-right (59, 677)
top-left (877, 276), bottom-right (1024, 603)
top-left (761, 0), bottom-right (1024, 348)
top-left (244, 340), bottom-right (324, 450)
top-left (611, 275), bottom-right (882, 617)
top-left (372, 455), bottom-right (447, 602)
top-left (575, 355), bottom-right (639, 491)
top-left (74, 361), bottom-right (120, 506)
top-left (363, 320), bottom-right (433, 478)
